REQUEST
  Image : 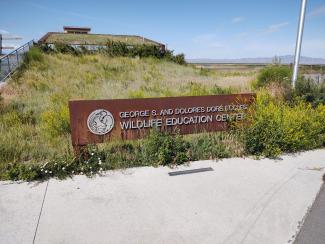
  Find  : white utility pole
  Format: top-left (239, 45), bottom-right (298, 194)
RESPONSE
top-left (292, 0), bottom-right (307, 89)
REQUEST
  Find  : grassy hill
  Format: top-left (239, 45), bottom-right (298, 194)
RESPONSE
top-left (0, 48), bottom-right (255, 169)
top-left (40, 33), bottom-right (163, 46)
top-left (1, 47), bottom-right (325, 181)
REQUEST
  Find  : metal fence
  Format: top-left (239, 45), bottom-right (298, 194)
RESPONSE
top-left (0, 40), bottom-right (34, 83)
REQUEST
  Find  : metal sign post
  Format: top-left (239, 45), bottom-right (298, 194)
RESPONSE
top-left (292, 0), bottom-right (307, 89)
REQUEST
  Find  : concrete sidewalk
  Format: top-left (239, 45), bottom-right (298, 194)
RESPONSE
top-left (1, 149), bottom-right (325, 244)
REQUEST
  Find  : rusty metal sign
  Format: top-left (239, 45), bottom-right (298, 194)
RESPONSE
top-left (69, 93), bottom-right (255, 148)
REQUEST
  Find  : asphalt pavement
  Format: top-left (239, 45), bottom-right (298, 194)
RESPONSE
top-left (294, 181), bottom-right (325, 244)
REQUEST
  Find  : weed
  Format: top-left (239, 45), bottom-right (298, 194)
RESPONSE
top-left (139, 129), bottom-right (190, 166)
top-left (5, 47), bottom-right (320, 181)
top-left (187, 132), bottom-right (232, 160)
top-left (295, 78), bottom-right (325, 106)
top-left (241, 90), bottom-right (325, 157)
top-left (254, 65), bottom-right (292, 88)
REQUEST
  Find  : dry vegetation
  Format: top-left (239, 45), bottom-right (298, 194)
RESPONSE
top-left (1, 47), bottom-right (324, 181)
top-left (0, 50), bottom-right (254, 168)
top-left (43, 33), bottom-right (161, 46)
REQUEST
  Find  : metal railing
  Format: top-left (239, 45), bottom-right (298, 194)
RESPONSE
top-left (0, 40), bottom-right (34, 83)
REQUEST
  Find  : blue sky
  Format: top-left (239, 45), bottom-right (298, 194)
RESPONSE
top-left (1, 0), bottom-right (324, 58)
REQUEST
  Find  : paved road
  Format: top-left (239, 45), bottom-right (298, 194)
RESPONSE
top-left (1, 149), bottom-right (325, 244)
top-left (294, 182), bottom-right (325, 244)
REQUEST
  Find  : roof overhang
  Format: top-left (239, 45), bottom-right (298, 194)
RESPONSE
top-left (63, 26), bottom-right (91, 31)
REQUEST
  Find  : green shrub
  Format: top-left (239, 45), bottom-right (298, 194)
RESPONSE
top-left (242, 90), bottom-right (325, 157)
top-left (105, 40), bottom-right (130, 57)
top-left (0, 130), bottom-right (190, 181)
top-left (0, 101), bottom-right (36, 125)
top-left (132, 44), bottom-right (164, 59)
top-left (41, 104), bottom-right (70, 137)
top-left (163, 51), bottom-right (186, 65)
top-left (139, 129), bottom-right (190, 166)
top-left (254, 71), bottom-right (325, 109)
top-left (211, 85), bottom-right (235, 95)
top-left (183, 83), bottom-right (234, 96)
top-left (54, 43), bottom-right (81, 55)
top-left (105, 41), bottom-right (186, 64)
top-left (40, 90), bottom-right (72, 138)
top-left (295, 78), bottom-right (325, 106)
top-left (184, 82), bottom-right (210, 96)
top-left (173, 54), bottom-right (186, 65)
top-left (1, 155), bottom-right (74, 181)
top-left (99, 141), bottom-right (141, 169)
top-left (13, 46), bottom-right (45, 79)
top-left (0, 128), bottom-right (245, 181)
top-left (255, 65), bottom-right (291, 88)
top-left (187, 133), bottom-right (231, 160)
top-left (24, 46), bottom-right (44, 64)
top-left (40, 41), bottom-right (186, 65)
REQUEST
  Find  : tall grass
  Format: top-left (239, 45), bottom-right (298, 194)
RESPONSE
top-left (1, 48), bottom-right (325, 180)
top-left (0, 48), bottom-right (249, 173)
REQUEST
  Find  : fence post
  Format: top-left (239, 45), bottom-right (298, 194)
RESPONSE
top-left (0, 34), bottom-right (2, 56)
top-left (16, 50), bottom-right (19, 65)
top-left (1, 40), bottom-right (33, 83)
top-left (7, 57), bottom-right (11, 73)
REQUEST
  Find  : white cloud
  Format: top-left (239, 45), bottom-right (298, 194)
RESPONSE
top-left (232, 17), bottom-right (244, 23)
top-left (265, 22), bottom-right (289, 33)
top-left (0, 29), bottom-right (9, 34)
top-left (308, 5), bottom-right (325, 17)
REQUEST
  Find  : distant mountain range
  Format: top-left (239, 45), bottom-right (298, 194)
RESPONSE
top-left (187, 55), bottom-right (325, 65)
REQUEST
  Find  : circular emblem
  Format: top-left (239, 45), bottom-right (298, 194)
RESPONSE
top-left (87, 109), bottom-right (114, 135)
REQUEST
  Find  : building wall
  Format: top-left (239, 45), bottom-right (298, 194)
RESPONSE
top-left (64, 30), bottom-right (89, 34)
